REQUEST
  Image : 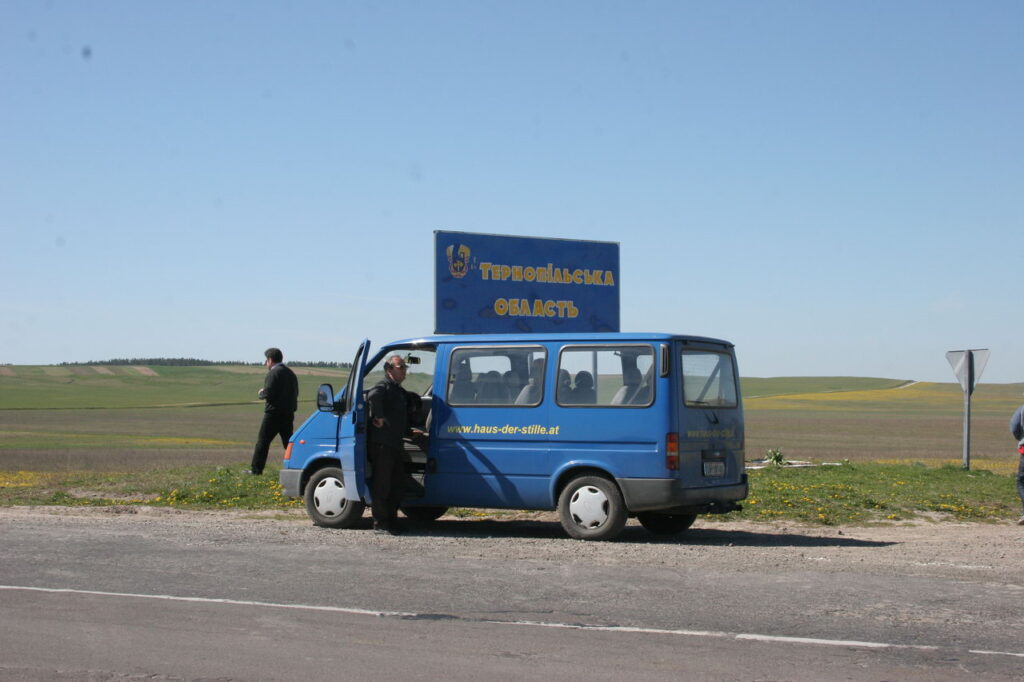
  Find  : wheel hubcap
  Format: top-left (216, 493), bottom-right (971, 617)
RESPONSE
top-left (313, 476), bottom-right (346, 517)
top-left (569, 485), bottom-right (609, 529)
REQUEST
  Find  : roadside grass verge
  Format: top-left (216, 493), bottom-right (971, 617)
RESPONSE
top-left (0, 464), bottom-right (301, 510)
top-left (1, 461), bottom-right (1019, 525)
top-left (719, 461), bottom-right (1018, 525)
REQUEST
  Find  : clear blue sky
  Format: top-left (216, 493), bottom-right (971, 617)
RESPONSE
top-left (2, 1), bottom-right (1020, 382)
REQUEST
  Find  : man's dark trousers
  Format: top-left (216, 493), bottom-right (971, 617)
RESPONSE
top-left (369, 442), bottom-right (408, 527)
top-left (250, 411), bottom-right (294, 474)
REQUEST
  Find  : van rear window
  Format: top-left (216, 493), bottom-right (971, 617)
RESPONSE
top-left (557, 345), bottom-right (654, 407)
top-left (681, 350), bottom-right (738, 408)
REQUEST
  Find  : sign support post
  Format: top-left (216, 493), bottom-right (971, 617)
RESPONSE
top-left (945, 349), bottom-right (990, 470)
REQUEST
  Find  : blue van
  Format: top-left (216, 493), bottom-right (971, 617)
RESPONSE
top-left (279, 333), bottom-right (746, 540)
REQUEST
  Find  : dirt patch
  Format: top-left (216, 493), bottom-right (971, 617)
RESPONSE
top-left (0, 366), bottom-right (15, 377)
top-left (91, 366), bottom-right (114, 375)
top-left (211, 366), bottom-right (265, 375)
top-left (131, 366), bottom-right (159, 377)
top-left (214, 365), bottom-right (347, 377)
top-left (66, 489), bottom-right (161, 502)
top-left (290, 367), bottom-right (347, 377)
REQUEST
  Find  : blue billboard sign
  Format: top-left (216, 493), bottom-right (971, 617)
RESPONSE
top-left (435, 231), bottom-right (620, 334)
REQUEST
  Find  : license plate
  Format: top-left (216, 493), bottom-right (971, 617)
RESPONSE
top-left (703, 461), bottom-right (726, 477)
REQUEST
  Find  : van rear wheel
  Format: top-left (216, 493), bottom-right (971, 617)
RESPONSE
top-left (558, 475), bottom-right (627, 541)
top-left (304, 467), bottom-right (365, 529)
top-left (637, 512), bottom-right (697, 536)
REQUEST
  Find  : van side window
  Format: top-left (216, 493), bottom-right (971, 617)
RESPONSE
top-left (557, 345), bottom-right (655, 407)
top-left (447, 346), bottom-right (546, 407)
top-left (681, 350), bottom-right (738, 408)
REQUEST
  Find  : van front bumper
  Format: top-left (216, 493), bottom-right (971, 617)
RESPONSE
top-left (618, 474), bottom-right (748, 514)
top-left (279, 468), bottom-right (303, 498)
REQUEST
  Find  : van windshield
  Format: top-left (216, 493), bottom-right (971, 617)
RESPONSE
top-left (364, 347), bottom-right (437, 395)
top-left (680, 350), bottom-right (738, 408)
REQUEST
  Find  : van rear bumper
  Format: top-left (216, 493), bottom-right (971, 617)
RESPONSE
top-left (279, 468), bottom-right (303, 498)
top-left (618, 474), bottom-right (748, 514)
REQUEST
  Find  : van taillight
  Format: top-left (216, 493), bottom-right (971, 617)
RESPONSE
top-left (284, 442), bottom-right (293, 461)
top-left (666, 433), bottom-right (679, 471)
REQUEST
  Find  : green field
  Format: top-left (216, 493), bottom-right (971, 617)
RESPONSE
top-left (744, 378), bottom-right (1024, 474)
top-left (0, 364), bottom-right (348, 410)
top-left (0, 365), bottom-right (348, 471)
top-left (1, 365), bottom-right (1022, 523)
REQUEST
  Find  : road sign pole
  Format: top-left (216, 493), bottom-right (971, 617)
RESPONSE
top-left (962, 376), bottom-right (971, 470)
top-left (946, 349), bottom-right (989, 472)
top-left (962, 351), bottom-right (973, 470)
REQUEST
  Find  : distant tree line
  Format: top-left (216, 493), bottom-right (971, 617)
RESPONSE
top-left (291, 360), bottom-right (352, 369)
top-left (61, 358), bottom-right (352, 369)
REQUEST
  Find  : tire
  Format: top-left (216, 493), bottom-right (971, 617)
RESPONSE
top-left (637, 512), bottom-right (697, 536)
top-left (304, 467), bottom-right (365, 529)
top-left (557, 475), bottom-right (627, 540)
top-left (401, 506), bottom-right (448, 523)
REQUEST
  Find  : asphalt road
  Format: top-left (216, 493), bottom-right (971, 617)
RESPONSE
top-left (2, 507), bottom-right (1023, 681)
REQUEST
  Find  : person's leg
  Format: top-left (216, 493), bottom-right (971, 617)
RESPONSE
top-left (1016, 454), bottom-right (1024, 518)
top-left (370, 444), bottom-right (398, 529)
top-left (387, 448), bottom-right (409, 526)
top-left (277, 413), bottom-right (295, 449)
top-left (250, 414), bottom-right (278, 474)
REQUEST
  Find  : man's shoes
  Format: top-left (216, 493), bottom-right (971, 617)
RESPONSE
top-left (1017, 515), bottom-right (1024, 526)
top-left (373, 522), bottom-right (403, 536)
top-left (242, 470), bottom-right (261, 476)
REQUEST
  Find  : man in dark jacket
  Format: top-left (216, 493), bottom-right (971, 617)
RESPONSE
top-left (247, 347), bottom-right (299, 475)
top-left (366, 354), bottom-right (422, 534)
top-left (1010, 401), bottom-right (1024, 525)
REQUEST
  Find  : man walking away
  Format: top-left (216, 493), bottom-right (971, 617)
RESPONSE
top-left (248, 347), bottom-right (299, 475)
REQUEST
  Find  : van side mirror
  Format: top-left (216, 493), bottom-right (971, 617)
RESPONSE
top-left (317, 384), bottom-right (337, 412)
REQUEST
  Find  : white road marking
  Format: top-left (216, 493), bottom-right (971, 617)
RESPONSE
top-left (0, 585), bottom-right (416, 618)
top-left (3, 584), bottom-right (1023, 660)
top-left (970, 649), bottom-right (1024, 658)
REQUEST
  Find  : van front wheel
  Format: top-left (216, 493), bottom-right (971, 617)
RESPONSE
top-left (304, 467), bottom-right (365, 529)
top-left (558, 475), bottom-right (627, 540)
top-left (637, 512), bottom-right (697, 536)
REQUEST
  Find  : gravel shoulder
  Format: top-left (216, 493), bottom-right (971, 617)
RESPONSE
top-left (3, 505), bottom-right (1023, 585)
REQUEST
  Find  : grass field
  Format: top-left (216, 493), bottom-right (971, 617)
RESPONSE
top-left (744, 379), bottom-right (1024, 475)
top-left (1, 365), bottom-right (1022, 523)
top-left (0, 365), bottom-right (347, 471)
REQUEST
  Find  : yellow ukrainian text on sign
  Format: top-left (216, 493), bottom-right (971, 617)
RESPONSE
top-left (479, 262), bottom-right (615, 287)
top-left (493, 298), bottom-right (579, 318)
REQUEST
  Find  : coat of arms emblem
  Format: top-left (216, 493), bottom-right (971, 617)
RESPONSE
top-left (447, 244), bottom-right (471, 279)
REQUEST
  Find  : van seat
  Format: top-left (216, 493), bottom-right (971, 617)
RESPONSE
top-left (477, 371), bottom-right (511, 404)
top-left (611, 367), bottom-right (641, 405)
top-left (570, 371), bottom-right (596, 404)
